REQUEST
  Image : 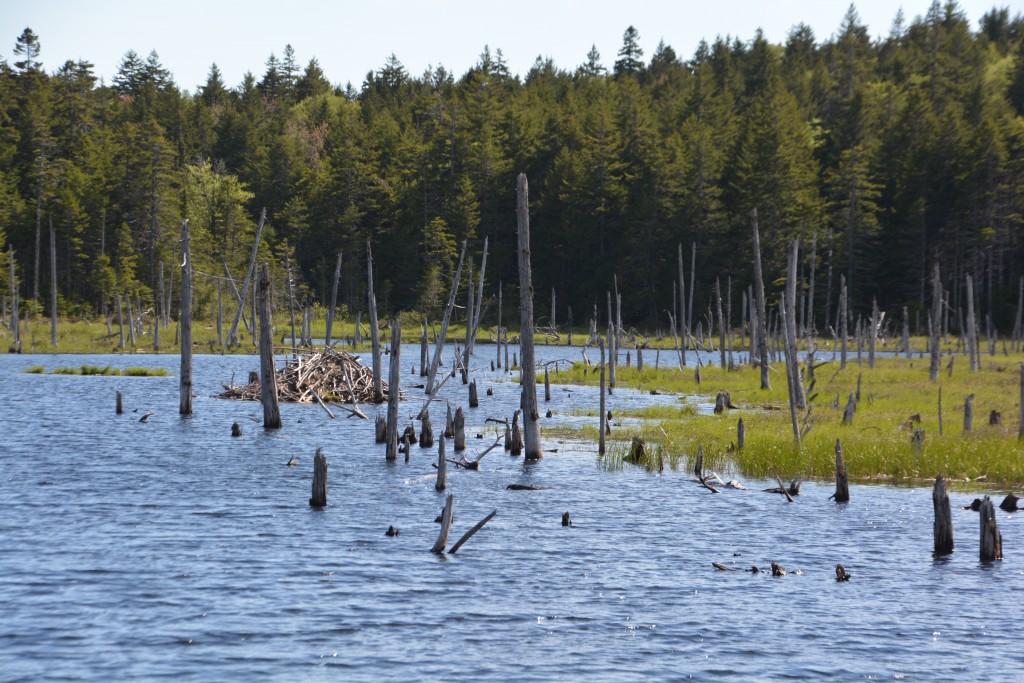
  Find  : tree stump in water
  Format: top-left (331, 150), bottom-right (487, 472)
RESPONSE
top-left (469, 380), bottom-right (479, 408)
top-left (831, 439), bottom-right (850, 503)
top-left (999, 493), bottom-right (1020, 512)
top-left (309, 448), bottom-right (327, 507)
top-left (116, 390), bottom-right (123, 415)
top-left (231, 422), bottom-right (242, 437)
top-left (932, 474), bottom-right (954, 556)
top-left (248, 370), bottom-right (259, 385)
top-left (420, 410), bottom-right (434, 448)
top-left (842, 393), bottom-right (856, 425)
top-left (454, 407), bottom-right (466, 452)
top-left (510, 410), bottom-right (523, 456)
top-left (714, 391), bottom-right (731, 414)
top-left (737, 418), bottom-right (744, 450)
top-left (431, 493), bottom-right (454, 553)
top-left (544, 367), bottom-right (551, 402)
top-left (435, 435), bottom-right (447, 492)
top-left (444, 404), bottom-right (455, 438)
top-left (979, 496), bottom-right (1003, 561)
top-left (375, 414), bottom-right (386, 443)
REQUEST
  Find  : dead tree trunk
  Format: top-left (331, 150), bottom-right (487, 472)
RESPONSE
top-left (1019, 364), bottom-right (1023, 439)
top-left (467, 237), bottom-right (488, 360)
top-left (309, 447), bottom-right (327, 507)
top-left (426, 242), bottom-right (468, 393)
top-left (325, 251), bottom-right (342, 347)
top-left (516, 173), bottom-right (542, 460)
top-left (785, 240), bottom-right (806, 409)
top-left (780, 300), bottom-right (801, 444)
top-left (839, 275), bottom-right (848, 369)
top-left (469, 379), bottom-right (479, 408)
top-left (453, 406), bottom-right (466, 452)
top-left (715, 277), bottom-right (726, 369)
top-left (179, 220), bottom-right (192, 416)
top-left (599, 338), bottom-right (607, 455)
top-left (258, 262), bottom-right (282, 429)
top-left (229, 208), bottom-right (266, 347)
top-left (966, 273), bottom-right (978, 373)
top-left (929, 264), bottom-right (942, 382)
top-left (903, 306), bottom-right (911, 358)
top-left (932, 474), bottom-right (954, 555)
top-left (431, 493), bottom-right (454, 553)
top-left (49, 218), bottom-right (57, 346)
top-left (367, 240), bottom-right (383, 402)
top-left (979, 496), bottom-right (1003, 562)
top-left (285, 253), bottom-right (297, 358)
top-left (751, 208), bottom-right (770, 389)
top-left (385, 320), bottom-right (401, 461)
top-left (435, 436), bottom-right (447, 491)
top-left (832, 439), bottom-right (849, 503)
top-left (868, 298), bottom-right (878, 369)
top-left (964, 393), bottom-right (974, 432)
top-left (678, 243), bottom-right (687, 366)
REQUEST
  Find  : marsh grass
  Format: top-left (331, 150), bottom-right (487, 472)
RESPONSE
top-left (33, 365), bottom-right (168, 377)
top-left (550, 354), bottom-right (1024, 485)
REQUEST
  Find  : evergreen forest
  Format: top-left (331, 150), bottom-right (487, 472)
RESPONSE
top-left (2, 2), bottom-right (1024, 336)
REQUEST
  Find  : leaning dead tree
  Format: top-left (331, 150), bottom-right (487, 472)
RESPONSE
top-left (228, 208), bottom-right (266, 347)
top-left (516, 173), bottom-right (542, 460)
top-left (367, 240), bottom-right (383, 403)
top-left (257, 262), bottom-right (282, 429)
top-left (425, 241), bottom-right (468, 394)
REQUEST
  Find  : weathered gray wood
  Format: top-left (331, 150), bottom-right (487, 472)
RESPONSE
top-left (832, 439), bottom-right (849, 503)
top-left (911, 428), bottom-right (925, 453)
top-left (449, 509), bottom-right (497, 554)
top-left (737, 417), bottom-right (745, 450)
top-left (435, 435), bottom-right (447, 491)
top-left (420, 320), bottom-right (429, 377)
top-left (469, 379), bottom-right (479, 408)
top-left (116, 390), bottom-right (123, 415)
top-left (179, 220), bottom-right (192, 415)
top-left (258, 262), bottom-right (282, 429)
top-left (49, 217), bottom-right (57, 346)
top-left (544, 367), bottom-right (551, 401)
top-left (426, 242), bottom-right (468, 394)
top-left (385, 320), bottom-right (401, 461)
top-left (607, 292), bottom-right (616, 389)
top-left (516, 174), bottom-right (543, 460)
top-left (228, 208), bottom-right (266, 347)
top-left (310, 447), bottom-right (327, 507)
top-left (431, 493), bottom-right (454, 553)
top-left (467, 237), bottom-right (488, 360)
top-left (465, 261), bottom-right (475, 367)
top-left (868, 298), bottom-right (878, 369)
top-left (751, 208), bottom-right (770, 389)
top-left (780, 299), bottom-right (801, 443)
top-left (365, 240), bottom-right (383, 402)
top-left (842, 393), bottom-right (856, 425)
top-left (125, 289), bottom-right (136, 348)
top-left (420, 409), bottom-right (434, 448)
top-left (375, 414), bottom-right (386, 443)
top-left (599, 338), bottom-right (606, 455)
top-left (510, 409), bottom-right (523, 456)
top-left (216, 279), bottom-right (223, 348)
top-left (8, 248), bottom-right (17, 344)
top-left (964, 393), bottom-right (974, 432)
top-left (966, 274), bottom-right (978, 373)
top-left (678, 244), bottom-right (686, 365)
top-left (453, 406), bottom-right (466, 452)
top-left (929, 264), bottom-right (941, 381)
top-left (688, 242), bottom-right (696, 344)
top-left (839, 275), bottom-right (848, 369)
top-left (979, 496), bottom-right (1003, 562)
top-left (785, 240), bottom-right (806, 410)
top-left (285, 253), bottom-right (297, 359)
top-left (716, 278), bottom-right (726, 369)
top-left (933, 474), bottom-right (954, 555)
top-left (324, 251), bottom-right (342, 347)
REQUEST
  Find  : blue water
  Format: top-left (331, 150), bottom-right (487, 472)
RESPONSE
top-left (0, 346), bottom-right (1021, 681)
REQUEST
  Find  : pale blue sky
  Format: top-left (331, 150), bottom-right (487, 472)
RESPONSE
top-left (0, 0), bottom-right (1009, 91)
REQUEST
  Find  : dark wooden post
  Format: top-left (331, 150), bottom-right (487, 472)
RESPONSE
top-left (258, 262), bottom-right (281, 429)
top-left (964, 393), bottom-right (974, 433)
top-left (385, 320), bottom-right (401, 461)
top-left (309, 447), bottom-right (327, 507)
top-left (469, 379), bottom-right (479, 408)
top-left (832, 439), bottom-right (849, 503)
top-left (431, 493), bottom-right (454, 553)
top-left (544, 367), bottom-right (551, 401)
top-left (325, 251), bottom-right (342, 347)
top-left (751, 208), bottom-right (770, 389)
top-left (840, 275), bottom-right (848, 369)
top-left (179, 220), bottom-right (192, 415)
top-left (116, 390), bottom-right (123, 415)
top-left (966, 274), bottom-right (978, 373)
top-left (1019, 364), bottom-right (1023, 439)
top-left (932, 474), bottom-right (954, 556)
top-left (737, 418), bottom-right (745, 450)
top-left (868, 298), bottom-right (878, 369)
top-left (516, 173), bottom-right (542, 459)
top-left (979, 496), bottom-right (1003, 562)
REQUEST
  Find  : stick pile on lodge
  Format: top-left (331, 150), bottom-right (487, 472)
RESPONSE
top-left (217, 347), bottom-right (395, 404)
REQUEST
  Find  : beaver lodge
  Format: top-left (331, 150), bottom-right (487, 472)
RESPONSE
top-left (217, 348), bottom-right (392, 404)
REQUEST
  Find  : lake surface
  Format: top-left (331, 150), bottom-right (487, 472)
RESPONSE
top-left (1, 344), bottom-right (1021, 681)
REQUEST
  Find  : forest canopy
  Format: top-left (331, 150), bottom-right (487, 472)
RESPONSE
top-left (1, 2), bottom-right (1023, 333)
